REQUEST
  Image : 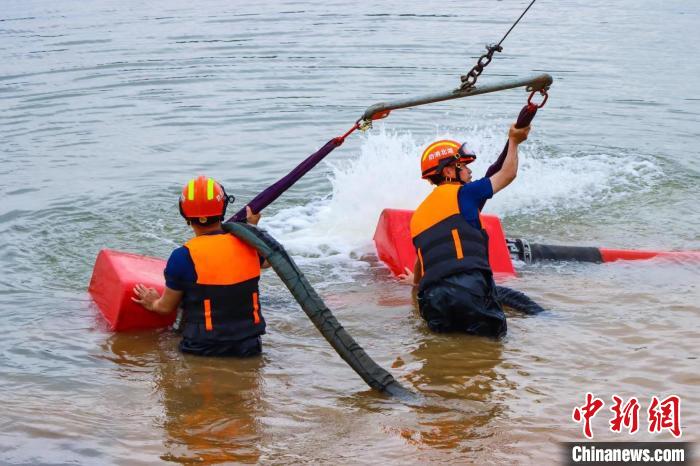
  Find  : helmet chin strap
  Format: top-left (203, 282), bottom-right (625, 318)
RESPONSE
top-left (442, 164), bottom-right (465, 185)
top-left (441, 170), bottom-right (455, 184)
top-left (220, 185), bottom-right (235, 222)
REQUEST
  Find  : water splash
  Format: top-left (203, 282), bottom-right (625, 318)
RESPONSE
top-left (264, 124), bottom-right (661, 266)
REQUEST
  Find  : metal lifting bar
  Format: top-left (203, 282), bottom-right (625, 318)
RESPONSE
top-left (360, 73), bottom-right (553, 123)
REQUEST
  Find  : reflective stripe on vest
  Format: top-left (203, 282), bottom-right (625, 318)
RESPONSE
top-left (410, 184), bottom-right (491, 291)
top-left (181, 233), bottom-right (265, 340)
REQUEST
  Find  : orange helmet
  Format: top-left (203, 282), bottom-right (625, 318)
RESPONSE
top-left (178, 175), bottom-right (234, 223)
top-left (420, 139), bottom-right (477, 179)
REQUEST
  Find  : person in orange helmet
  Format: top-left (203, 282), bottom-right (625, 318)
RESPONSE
top-left (399, 124), bottom-right (530, 337)
top-left (132, 175), bottom-right (268, 357)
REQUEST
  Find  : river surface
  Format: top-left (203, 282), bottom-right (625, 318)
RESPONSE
top-left (1, 0), bottom-right (698, 464)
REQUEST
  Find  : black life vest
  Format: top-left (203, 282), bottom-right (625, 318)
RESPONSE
top-left (180, 233), bottom-right (265, 342)
top-left (410, 184), bottom-right (492, 292)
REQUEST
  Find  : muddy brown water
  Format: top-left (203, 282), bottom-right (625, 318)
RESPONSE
top-left (1, 0), bottom-right (698, 464)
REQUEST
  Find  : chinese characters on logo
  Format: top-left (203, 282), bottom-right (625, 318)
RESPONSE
top-left (572, 393), bottom-right (681, 439)
top-left (609, 395), bottom-right (640, 434)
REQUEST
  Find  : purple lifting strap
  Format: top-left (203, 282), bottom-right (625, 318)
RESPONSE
top-left (479, 103), bottom-right (538, 211)
top-left (484, 103), bottom-right (538, 179)
top-left (228, 138), bottom-right (341, 223)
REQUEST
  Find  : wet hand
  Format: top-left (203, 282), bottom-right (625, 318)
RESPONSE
top-left (508, 124), bottom-right (531, 145)
top-left (131, 283), bottom-right (160, 311)
top-left (397, 267), bottom-right (415, 286)
top-left (246, 206), bottom-right (261, 226)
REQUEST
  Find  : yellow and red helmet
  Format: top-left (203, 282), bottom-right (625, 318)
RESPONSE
top-left (420, 139), bottom-right (477, 179)
top-left (178, 175), bottom-right (232, 222)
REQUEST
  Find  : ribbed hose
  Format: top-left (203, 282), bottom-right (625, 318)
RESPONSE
top-left (495, 285), bottom-right (545, 315)
top-left (223, 222), bottom-right (416, 400)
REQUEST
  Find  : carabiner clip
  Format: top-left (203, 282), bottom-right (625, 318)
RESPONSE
top-left (527, 89), bottom-right (549, 109)
top-left (358, 119), bottom-right (373, 132)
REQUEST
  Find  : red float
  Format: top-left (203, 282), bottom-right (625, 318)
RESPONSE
top-left (373, 209), bottom-right (516, 281)
top-left (599, 248), bottom-right (700, 263)
top-left (88, 249), bottom-right (175, 332)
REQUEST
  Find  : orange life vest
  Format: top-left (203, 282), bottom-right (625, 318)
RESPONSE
top-left (410, 184), bottom-right (492, 292)
top-left (180, 233), bottom-right (265, 342)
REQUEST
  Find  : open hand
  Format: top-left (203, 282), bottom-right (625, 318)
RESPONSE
top-left (131, 283), bottom-right (160, 311)
top-left (397, 266), bottom-right (415, 286)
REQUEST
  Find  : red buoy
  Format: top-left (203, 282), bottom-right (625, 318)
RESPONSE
top-left (88, 249), bottom-right (175, 332)
top-left (599, 248), bottom-right (700, 263)
top-left (373, 209), bottom-right (516, 281)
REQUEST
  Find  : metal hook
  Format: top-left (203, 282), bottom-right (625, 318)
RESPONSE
top-left (527, 89), bottom-right (549, 108)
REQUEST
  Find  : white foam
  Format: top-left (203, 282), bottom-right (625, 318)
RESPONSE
top-left (486, 149), bottom-right (660, 217)
top-left (264, 128), bottom-right (431, 262)
top-left (263, 124), bottom-right (661, 271)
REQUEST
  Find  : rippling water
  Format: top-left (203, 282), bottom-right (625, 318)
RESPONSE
top-left (1, 0), bottom-right (698, 464)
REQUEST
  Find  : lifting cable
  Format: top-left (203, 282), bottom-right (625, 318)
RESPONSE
top-left (460, 0), bottom-right (537, 90)
top-left (228, 0), bottom-right (546, 222)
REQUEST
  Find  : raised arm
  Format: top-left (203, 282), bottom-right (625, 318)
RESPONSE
top-left (489, 124), bottom-right (530, 194)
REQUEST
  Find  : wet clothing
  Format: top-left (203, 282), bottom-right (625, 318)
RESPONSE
top-left (410, 182), bottom-right (506, 337)
top-left (180, 334), bottom-right (262, 357)
top-left (418, 272), bottom-right (506, 337)
top-left (165, 231), bottom-right (266, 356)
top-left (164, 246), bottom-right (197, 288)
top-left (457, 177), bottom-right (493, 228)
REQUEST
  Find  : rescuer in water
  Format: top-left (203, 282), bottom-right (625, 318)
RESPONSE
top-left (399, 124), bottom-right (531, 337)
top-left (132, 175), bottom-right (268, 356)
